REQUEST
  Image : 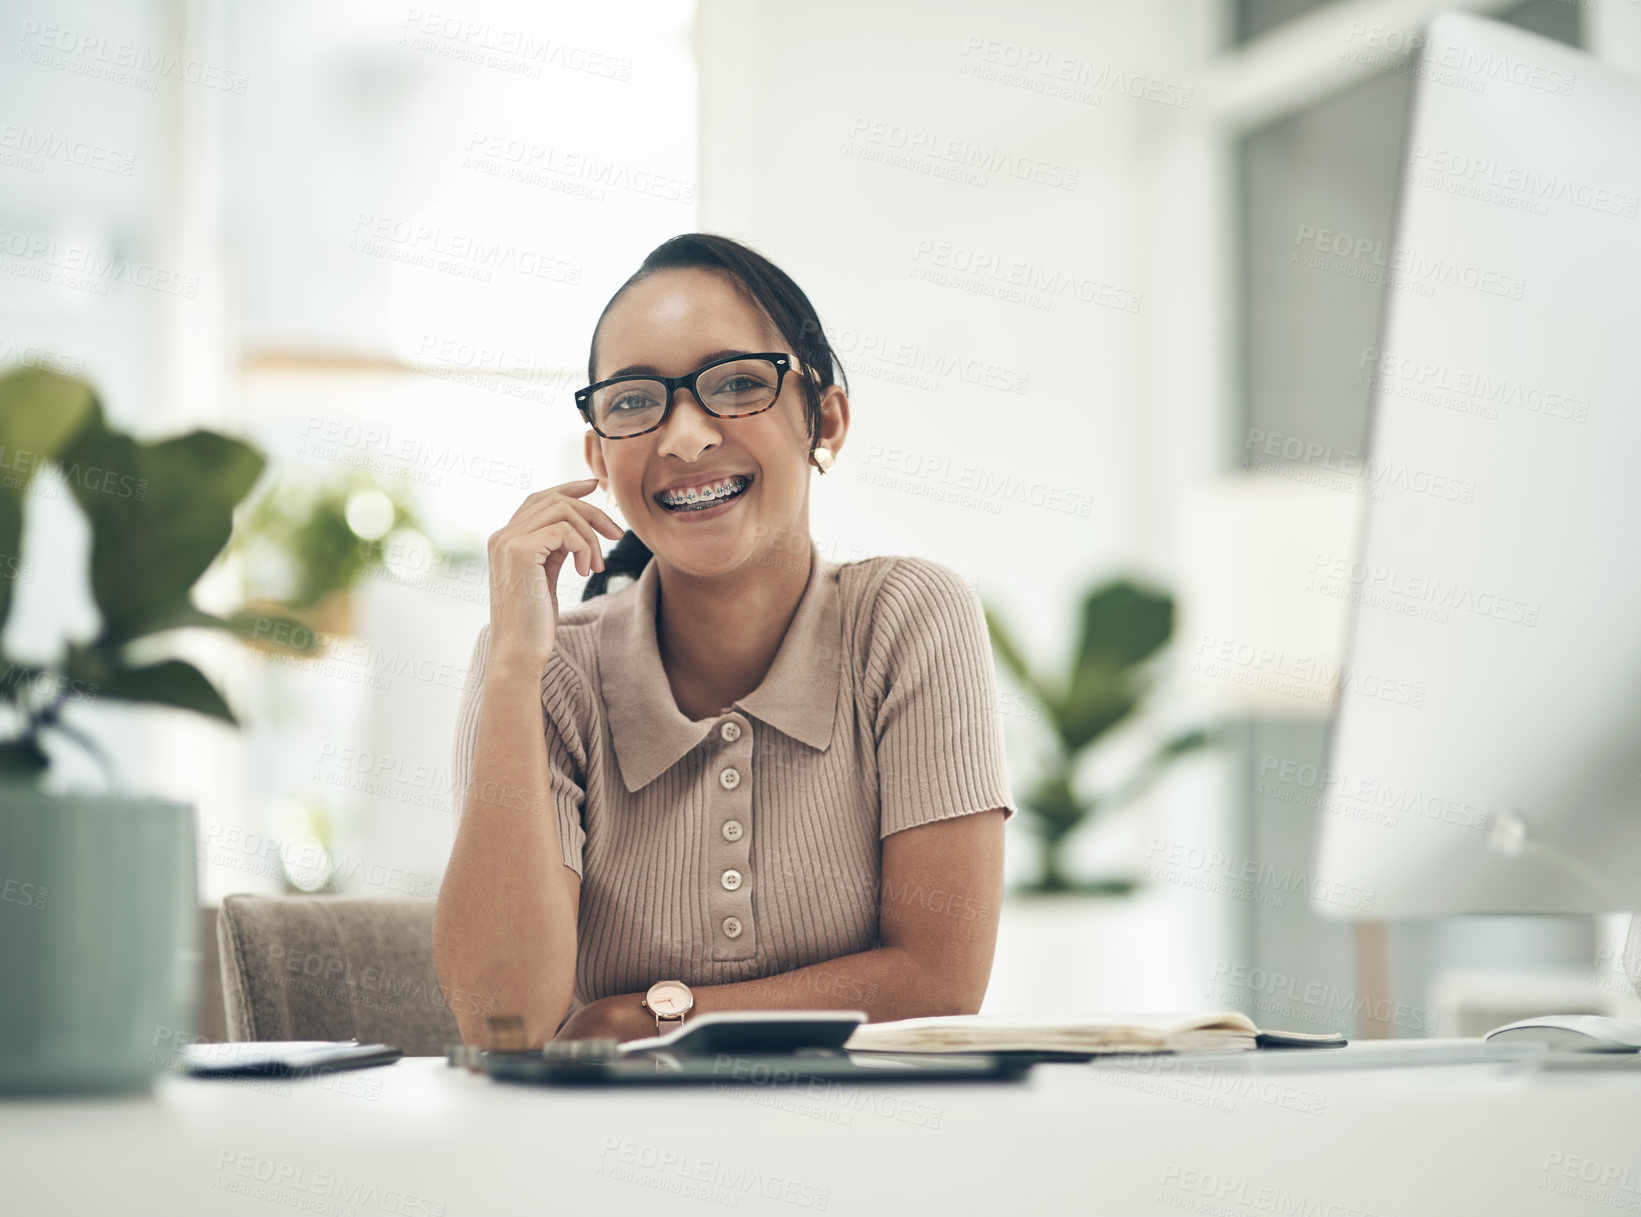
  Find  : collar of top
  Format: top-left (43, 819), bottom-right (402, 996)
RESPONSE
top-left (599, 539), bottom-right (843, 793)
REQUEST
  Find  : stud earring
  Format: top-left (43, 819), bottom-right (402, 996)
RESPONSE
top-left (811, 446), bottom-right (835, 475)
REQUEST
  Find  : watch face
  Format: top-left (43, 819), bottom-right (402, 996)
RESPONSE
top-left (647, 980), bottom-right (693, 1017)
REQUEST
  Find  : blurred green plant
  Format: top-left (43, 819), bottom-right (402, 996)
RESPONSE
top-left (269, 796), bottom-right (339, 894)
top-left (228, 473), bottom-right (476, 616)
top-left (986, 580), bottom-right (1219, 895)
top-left (0, 366), bottom-right (316, 782)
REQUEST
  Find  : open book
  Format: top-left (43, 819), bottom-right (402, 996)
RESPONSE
top-left (841, 1012), bottom-right (1345, 1055)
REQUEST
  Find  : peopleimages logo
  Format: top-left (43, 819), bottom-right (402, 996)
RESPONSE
top-left (910, 239), bottom-right (1142, 314)
top-left (0, 228), bottom-right (199, 298)
top-left (1146, 838), bottom-right (1377, 912)
top-left (1192, 633), bottom-right (1428, 710)
top-left (957, 36), bottom-right (1193, 110)
top-left (598, 1138), bottom-right (830, 1210)
top-left (213, 1151), bottom-right (446, 1216)
top-left (0, 124), bottom-right (136, 175)
top-left (15, 20), bottom-right (250, 93)
top-left (1243, 427), bottom-right (1475, 504)
top-left (1307, 552), bottom-right (1541, 629)
top-left (463, 132), bottom-right (694, 204)
top-left (1257, 754), bottom-right (1490, 834)
top-left (1291, 223), bottom-right (1527, 299)
top-left (398, 9), bottom-right (632, 82)
top-left (1408, 144), bottom-right (1637, 218)
top-left (1357, 348), bottom-right (1590, 423)
top-left (1159, 1165), bottom-right (1379, 1217)
top-left (1342, 21), bottom-right (1577, 98)
top-left (298, 415), bottom-right (533, 490)
top-left (846, 116), bottom-right (1080, 191)
top-left (1208, 961), bottom-right (1440, 1033)
top-left (828, 326), bottom-right (1031, 395)
top-left (348, 213), bottom-right (583, 285)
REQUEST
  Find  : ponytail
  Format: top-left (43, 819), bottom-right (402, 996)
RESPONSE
top-left (581, 529), bottom-right (652, 601)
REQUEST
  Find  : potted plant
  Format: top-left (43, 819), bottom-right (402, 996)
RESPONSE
top-left (985, 580), bottom-right (1216, 895)
top-left (0, 366), bottom-right (311, 1094)
top-left (982, 580), bottom-right (1220, 1013)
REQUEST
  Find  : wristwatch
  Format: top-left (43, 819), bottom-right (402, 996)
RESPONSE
top-left (640, 980), bottom-right (694, 1034)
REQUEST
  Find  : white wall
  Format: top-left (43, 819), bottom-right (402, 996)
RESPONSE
top-left (697, 0), bottom-right (1204, 628)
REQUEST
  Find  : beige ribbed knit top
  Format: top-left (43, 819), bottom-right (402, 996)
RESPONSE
top-left (450, 541), bottom-right (1018, 1020)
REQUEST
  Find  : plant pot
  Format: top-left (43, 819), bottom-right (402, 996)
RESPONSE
top-left (0, 785), bottom-right (198, 1094)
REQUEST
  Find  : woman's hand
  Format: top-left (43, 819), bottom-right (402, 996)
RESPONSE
top-left (552, 994), bottom-right (657, 1044)
top-left (486, 477), bottom-right (624, 673)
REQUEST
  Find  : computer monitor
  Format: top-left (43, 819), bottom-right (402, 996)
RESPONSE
top-left (1312, 13), bottom-right (1641, 937)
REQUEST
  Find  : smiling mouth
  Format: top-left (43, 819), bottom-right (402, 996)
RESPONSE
top-left (654, 474), bottom-right (753, 512)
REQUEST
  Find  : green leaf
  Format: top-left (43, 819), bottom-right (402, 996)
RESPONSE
top-left (0, 368), bottom-right (97, 636)
top-left (1050, 582), bottom-right (1177, 752)
top-left (1157, 727), bottom-right (1214, 759)
top-left (55, 423), bottom-right (267, 641)
top-left (0, 367), bottom-right (97, 471)
top-left (0, 738), bottom-right (49, 778)
top-left (0, 658), bottom-right (50, 704)
top-left (983, 607), bottom-right (1038, 695)
top-left (1022, 769), bottom-right (1084, 840)
top-left (95, 658), bottom-right (237, 725)
top-left (1073, 582), bottom-right (1174, 672)
top-left (0, 491), bottom-right (23, 636)
top-left (109, 600), bottom-right (321, 654)
top-left (1057, 662), bottom-right (1138, 751)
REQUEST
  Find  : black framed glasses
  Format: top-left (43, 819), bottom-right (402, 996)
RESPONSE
top-left (574, 352), bottom-right (793, 440)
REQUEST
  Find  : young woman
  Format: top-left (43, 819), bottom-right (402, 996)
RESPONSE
top-left (435, 233), bottom-right (1016, 1047)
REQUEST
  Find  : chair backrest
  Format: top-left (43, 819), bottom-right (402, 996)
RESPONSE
top-left (216, 894), bottom-right (459, 1056)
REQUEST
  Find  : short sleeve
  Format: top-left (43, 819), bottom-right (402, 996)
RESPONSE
top-left (866, 559), bottom-right (1019, 838)
top-left (450, 624), bottom-right (588, 878)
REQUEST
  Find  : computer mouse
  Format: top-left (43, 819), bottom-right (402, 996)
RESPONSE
top-left (1483, 1014), bottom-right (1641, 1052)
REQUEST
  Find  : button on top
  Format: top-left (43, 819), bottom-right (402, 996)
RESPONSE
top-left (722, 819), bottom-right (744, 842)
top-left (722, 916), bottom-right (743, 938)
top-left (719, 720), bottom-right (742, 743)
top-left (721, 868), bottom-right (742, 891)
top-left (718, 767), bottom-right (741, 791)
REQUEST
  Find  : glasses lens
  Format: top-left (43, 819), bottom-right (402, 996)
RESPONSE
top-left (698, 358), bottom-right (781, 416)
top-left (590, 379), bottom-right (668, 436)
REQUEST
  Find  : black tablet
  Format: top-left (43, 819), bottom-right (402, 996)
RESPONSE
top-left (184, 1041), bottom-right (403, 1077)
top-left (483, 1049), bottom-right (1033, 1088)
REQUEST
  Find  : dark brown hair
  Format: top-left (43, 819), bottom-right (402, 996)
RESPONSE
top-left (581, 233), bottom-right (848, 600)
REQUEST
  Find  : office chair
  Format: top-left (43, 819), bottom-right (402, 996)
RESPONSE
top-left (216, 894), bottom-right (460, 1056)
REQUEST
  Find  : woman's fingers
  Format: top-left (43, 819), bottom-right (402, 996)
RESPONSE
top-left (504, 479), bottom-right (624, 540)
top-left (504, 520), bottom-right (589, 581)
top-left (503, 477), bottom-right (593, 527)
top-left (506, 500), bottom-right (607, 573)
top-left (585, 502), bottom-right (625, 541)
top-left (544, 520), bottom-right (595, 578)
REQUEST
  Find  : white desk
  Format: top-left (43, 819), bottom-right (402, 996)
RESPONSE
top-left (3, 1042), bottom-right (1638, 1216)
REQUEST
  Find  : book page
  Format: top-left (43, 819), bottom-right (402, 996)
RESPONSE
top-left (844, 1011), bottom-right (1259, 1053)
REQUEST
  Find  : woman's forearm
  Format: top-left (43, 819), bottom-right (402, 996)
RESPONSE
top-left (582, 945), bottom-right (973, 1042)
top-left (692, 945), bottom-right (975, 1020)
top-left (433, 661), bottom-right (579, 1047)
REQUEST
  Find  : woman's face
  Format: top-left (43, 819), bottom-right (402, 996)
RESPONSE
top-left (583, 267), bottom-right (846, 579)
